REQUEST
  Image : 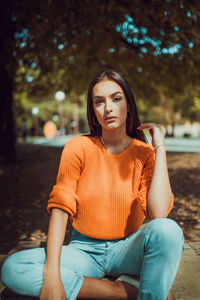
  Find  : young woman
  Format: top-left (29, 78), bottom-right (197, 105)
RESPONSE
top-left (2, 70), bottom-right (184, 300)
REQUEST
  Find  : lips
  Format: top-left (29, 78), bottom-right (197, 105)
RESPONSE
top-left (104, 116), bottom-right (117, 121)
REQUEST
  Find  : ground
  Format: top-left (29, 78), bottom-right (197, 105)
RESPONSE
top-left (0, 143), bottom-right (199, 254)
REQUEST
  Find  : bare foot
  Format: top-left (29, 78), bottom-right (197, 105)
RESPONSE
top-left (116, 280), bottom-right (138, 300)
top-left (78, 277), bottom-right (138, 299)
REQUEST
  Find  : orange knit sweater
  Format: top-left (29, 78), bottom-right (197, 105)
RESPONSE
top-left (47, 136), bottom-right (173, 240)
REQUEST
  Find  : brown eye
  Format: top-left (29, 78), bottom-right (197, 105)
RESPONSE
top-left (114, 97), bottom-right (122, 102)
top-left (95, 99), bottom-right (103, 105)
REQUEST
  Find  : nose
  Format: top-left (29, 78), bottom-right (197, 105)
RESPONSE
top-left (105, 99), bottom-right (113, 113)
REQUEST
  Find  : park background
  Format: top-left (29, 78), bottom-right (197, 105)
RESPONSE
top-left (0, 1), bottom-right (200, 298)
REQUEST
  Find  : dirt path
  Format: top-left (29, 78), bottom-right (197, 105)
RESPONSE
top-left (0, 144), bottom-right (199, 254)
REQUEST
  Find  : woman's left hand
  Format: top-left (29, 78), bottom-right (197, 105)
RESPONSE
top-left (137, 123), bottom-right (165, 149)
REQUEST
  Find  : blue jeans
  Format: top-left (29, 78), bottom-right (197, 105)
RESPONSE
top-left (1, 218), bottom-right (184, 300)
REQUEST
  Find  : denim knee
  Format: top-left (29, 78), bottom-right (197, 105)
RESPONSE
top-left (145, 218), bottom-right (184, 251)
top-left (1, 250), bottom-right (44, 297)
top-left (1, 253), bottom-right (17, 289)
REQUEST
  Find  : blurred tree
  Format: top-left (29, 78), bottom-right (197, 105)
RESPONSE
top-left (0, 1), bottom-right (17, 162)
top-left (1, 0), bottom-right (200, 161)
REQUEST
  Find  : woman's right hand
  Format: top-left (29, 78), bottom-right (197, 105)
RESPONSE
top-left (40, 276), bottom-right (66, 300)
top-left (40, 208), bottom-right (69, 299)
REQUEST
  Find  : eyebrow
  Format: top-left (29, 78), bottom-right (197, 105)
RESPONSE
top-left (93, 91), bottom-right (123, 99)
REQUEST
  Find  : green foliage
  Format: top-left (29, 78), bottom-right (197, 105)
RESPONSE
top-left (5, 0), bottom-right (200, 134)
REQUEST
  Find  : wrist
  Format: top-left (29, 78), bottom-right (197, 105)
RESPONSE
top-left (154, 144), bottom-right (166, 151)
top-left (43, 263), bottom-right (60, 278)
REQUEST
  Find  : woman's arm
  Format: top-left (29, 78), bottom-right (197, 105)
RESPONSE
top-left (138, 123), bottom-right (172, 219)
top-left (147, 144), bottom-right (172, 219)
top-left (40, 208), bottom-right (69, 300)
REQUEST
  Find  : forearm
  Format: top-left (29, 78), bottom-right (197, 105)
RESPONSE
top-left (44, 208), bottom-right (69, 277)
top-left (147, 147), bottom-right (172, 219)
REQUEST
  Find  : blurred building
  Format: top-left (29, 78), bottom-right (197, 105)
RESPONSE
top-left (166, 122), bottom-right (200, 138)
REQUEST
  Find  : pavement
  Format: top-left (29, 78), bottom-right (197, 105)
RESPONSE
top-left (0, 238), bottom-right (200, 299)
top-left (171, 241), bottom-right (200, 300)
top-left (30, 135), bottom-right (200, 153)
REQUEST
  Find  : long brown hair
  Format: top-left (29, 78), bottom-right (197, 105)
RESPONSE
top-left (87, 70), bottom-right (146, 143)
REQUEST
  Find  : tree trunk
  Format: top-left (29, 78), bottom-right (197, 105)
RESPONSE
top-left (0, 1), bottom-right (16, 163)
top-left (0, 68), bottom-right (16, 163)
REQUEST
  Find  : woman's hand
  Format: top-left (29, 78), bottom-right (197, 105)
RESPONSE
top-left (137, 123), bottom-right (165, 149)
top-left (40, 208), bottom-right (69, 299)
top-left (40, 272), bottom-right (66, 300)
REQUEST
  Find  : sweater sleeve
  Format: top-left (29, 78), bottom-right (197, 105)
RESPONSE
top-left (136, 151), bottom-right (155, 218)
top-left (136, 150), bottom-right (174, 218)
top-left (47, 138), bottom-right (83, 216)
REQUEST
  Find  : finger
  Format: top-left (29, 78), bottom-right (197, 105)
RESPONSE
top-left (138, 123), bottom-right (164, 131)
top-left (149, 128), bottom-right (153, 136)
top-left (137, 123), bottom-right (155, 130)
top-left (144, 122), bottom-right (162, 127)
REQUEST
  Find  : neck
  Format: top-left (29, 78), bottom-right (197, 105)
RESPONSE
top-left (101, 127), bottom-right (130, 146)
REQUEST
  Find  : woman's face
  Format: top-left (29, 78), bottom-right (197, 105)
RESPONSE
top-left (92, 80), bottom-right (128, 133)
